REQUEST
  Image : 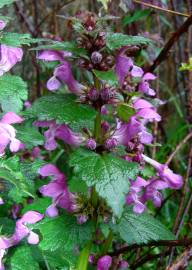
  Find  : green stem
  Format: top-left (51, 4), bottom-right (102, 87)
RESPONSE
top-left (101, 230), bottom-right (113, 255)
top-left (94, 112), bottom-right (102, 142)
top-left (76, 241), bottom-right (92, 270)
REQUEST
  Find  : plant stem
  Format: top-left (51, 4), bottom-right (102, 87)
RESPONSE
top-left (94, 113), bottom-right (102, 143)
top-left (76, 241), bottom-right (92, 270)
top-left (101, 230), bottom-right (113, 255)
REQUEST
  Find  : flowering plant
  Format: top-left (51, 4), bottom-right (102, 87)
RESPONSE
top-left (0, 2), bottom-right (183, 270)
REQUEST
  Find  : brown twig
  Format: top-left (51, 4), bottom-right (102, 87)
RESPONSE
top-left (14, 1), bottom-right (36, 36)
top-left (146, 14), bottom-right (192, 72)
top-left (133, 0), bottom-right (190, 17)
top-left (108, 239), bottom-right (192, 257)
top-left (166, 132), bottom-right (192, 165)
top-left (166, 247), bottom-right (192, 270)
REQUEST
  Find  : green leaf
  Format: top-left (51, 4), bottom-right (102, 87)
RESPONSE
top-left (20, 159), bottom-right (45, 183)
top-left (0, 217), bottom-right (15, 234)
top-left (33, 41), bottom-right (87, 58)
top-left (122, 9), bottom-right (151, 26)
top-left (69, 149), bottom-right (139, 217)
top-left (8, 245), bottom-right (40, 270)
top-left (0, 156), bottom-right (35, 198)
top-left (16, 124), bottom-right (44, 149)
top-left (117, 104), bottom-right (135, 122)
top-left (0, 15), bottom-right (11, 23)
top-left (0, 32), bottom-right (41, 47)
top-left (0, 75), bottom-right (28, 113)
top-left (111, 208), bottom-right (175, 244)
top-left (26, 94), bottom-right (96, 126)
top-left (106, 33), bottom-right (152, 50)
top-left (34, 215), bottom-right (93, 263)
top-left (21, 197), bottom-right (51, 214)
top-left (0, 0), bottom-right (16, 8)
top-left (69, 178), bottom-right (88, 193)
top-left (93, 69), bottom-right (118, 86)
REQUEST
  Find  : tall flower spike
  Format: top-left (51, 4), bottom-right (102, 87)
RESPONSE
top-left (142, 154), bottom-right (183, 189)
top-left (0, 45), bottom-right (23, 76)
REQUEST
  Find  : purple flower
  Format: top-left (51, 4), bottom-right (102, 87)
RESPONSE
top-left (126, 177), bottom-right (148, 213)
top-left (39, 164), bottom-right (76, 216)
top-left (0, 20), bottom-right (6, 30)
top-left (34, 121), bottom-right (85, 151)
top-left (133, 98), bottom-right (161, 122)
top-left (0, 211), bottom-right (43, 270)
top-left (37, 50), bottom-right (84, 94)
top-left (115, 49), bottom-right (143, 86)
top-left (0, 45), bottom-right (23, 76)
top-left (138, 73), bottom-right (156, 96)
top-left (55, 124), bottom-right (85, 146)
top-left (0, 198), bottom-right (3, 205)
top-left (142, 178), bottom-right (168, 207)
top-left (97, 255), bottom-right (112, 270)
top-left (0, 112), bottom-right (24, 155)
top-left (142, 155), bottom-right (183, 189)
top-left (109, 118), bottom-right (141, 147)
top-left (14, 211), bottom-right (44, 244)
top-left (37, 50), bottom-right (72, 62)
top-left (0, 249), bottom-right (5, 270)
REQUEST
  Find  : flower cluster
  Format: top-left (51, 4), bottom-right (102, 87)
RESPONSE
top-left (0, 12), bottom-right (184, 270)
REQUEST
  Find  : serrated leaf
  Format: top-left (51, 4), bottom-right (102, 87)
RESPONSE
top-left (122, 9), bottom-right (151, 26)
top-left (0, 75), bottom-right (28, 113)
top-left (21, 197), bottom-right (51, 214)
top-left (21, 159), bottom-right (45, 183)
top-left (26, 94), bottom-right (96, 126)
top-left (93, 69), bottom-right (118, 86)
top-left (0, 32), bottom-right (41, 47)
top-left (0, 156), bottom-right (35, 198)
top-left (106, 33), bottom-right (152, 50)
top-left (69, 149), bottom-right (139, 217)
top-left (0, 0), bottom-right (16, 8)
top-left (33, 41), bottom-right (87, 58)
top-left (117, 104), bottom-right (135, 122)
top-left (34, 214), bottom-right (93, 262)
top-left (16, 124), bottom-right (44, 149)
top-left (111, 208), bottom-right (175, 244)
top-left (8, 245), bottom-right (40, 270)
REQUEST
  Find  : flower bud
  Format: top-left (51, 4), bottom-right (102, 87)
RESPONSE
top-left (86, 138), bottom-right (97, 150)
top-left (97, 255), bottom-right (112, 270)
top-left (76, 214), bottom-right (88, 224)
top-left (105, 55), bottom-right (114, 66)
top-left (105, 138), bottom-right (118, 150)
top-left (91, 51), bottom-right (103, 64)
top-left (88, 88), bottom-right (99, 101)
top-left (100, 88), bottom-right (115, 101)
